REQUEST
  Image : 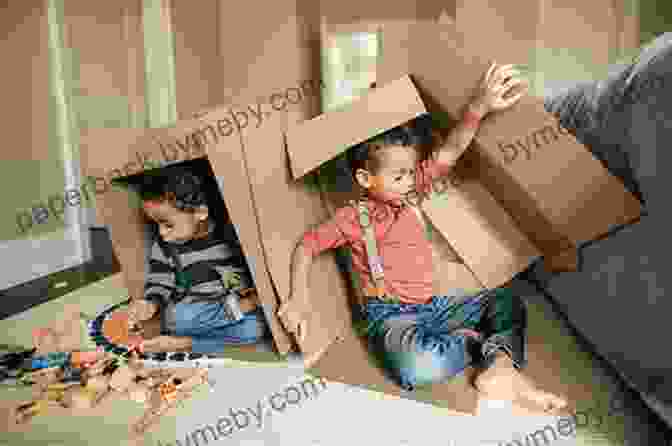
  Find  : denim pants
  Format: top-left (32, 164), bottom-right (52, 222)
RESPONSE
top-left (362, 288), bottom-right (527, 391)
top-left (162, 301), bottom-right (269, 354)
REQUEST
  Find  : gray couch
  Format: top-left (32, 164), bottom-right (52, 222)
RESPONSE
top-left (531, 32), bottom-right (672, 428)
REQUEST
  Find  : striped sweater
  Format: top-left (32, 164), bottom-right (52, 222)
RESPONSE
top-left (143, 221), bottom-right (253, 333)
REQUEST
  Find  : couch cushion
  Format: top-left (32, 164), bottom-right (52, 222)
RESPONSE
top-left (533, 33), bottom-right (672, 427)
top-left (529, 216), bottom-right (672, 407)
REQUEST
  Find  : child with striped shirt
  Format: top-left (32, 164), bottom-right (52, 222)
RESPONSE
top-left (126, 163), bottom-right (268, 353)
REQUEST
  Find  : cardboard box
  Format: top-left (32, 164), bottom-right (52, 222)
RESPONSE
top-left (376, 20), bottom-right (643, 274)
top-left (282, 22), bottom-right (642, 412)
top-left (286, 73), bottom-right (640, 291)
top-left (84, 107), bottom-right (351, 361)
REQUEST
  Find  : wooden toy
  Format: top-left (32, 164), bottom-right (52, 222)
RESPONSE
top-left (89, 298), bottom-right (229, 368)
top-left (131, 367), bottom-right (213, 435)
top-left (7, 323), bottom-right (214, 435)
top-left (61, 385), bottom-right (98, 409)
top-left (32, 305), bottom-right (84, 354)
top-left (71, 348), bottom-right (106, 368)
top-left (23, 366), bottom-right (64, 389)
top-left (14, 401), bottom-right (45, 424)
top-left (127, 382), bottom-right (151, 404)
top-left (109, 364), bottom-right (137, 393)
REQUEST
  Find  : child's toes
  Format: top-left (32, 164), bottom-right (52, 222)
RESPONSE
top-left (525, 389), bottom-right (569, 414)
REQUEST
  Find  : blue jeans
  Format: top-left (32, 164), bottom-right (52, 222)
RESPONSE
top-left (164, 301), bottom-right (269, 354)
top-left (362, 288), bottom-right (527, 391)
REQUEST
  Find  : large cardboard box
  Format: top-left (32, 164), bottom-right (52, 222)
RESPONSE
top-left (284, 22), bottom-right (642, 412)
top-left (286, 73), bottom-right (641, 292)
top-left (84, 106), bottom-right (351, 362)
top-left (375, 20), bottom-right (643, 275)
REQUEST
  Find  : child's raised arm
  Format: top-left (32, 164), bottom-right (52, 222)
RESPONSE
top-left (435, 62), bottom-right (528, 167)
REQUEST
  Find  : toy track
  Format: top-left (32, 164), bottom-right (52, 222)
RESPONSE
top-left (89, 298), bottom-right (226, 368)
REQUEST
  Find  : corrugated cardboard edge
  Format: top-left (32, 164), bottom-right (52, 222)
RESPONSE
top-left (233, 108), bottom-right (352, 362)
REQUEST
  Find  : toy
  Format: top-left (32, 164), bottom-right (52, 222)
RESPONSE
top-left (131, 367), bottom-right (211, 435)
top-left (32, 304), bottom-right (84, 354)
top-left (61, 385), bottom-right (98, 409)
top-left (22, 366), bottom-right (64, 389)
top-left (13, 401), bottom-right (46, 424)
top-left (6, 335), bottom-right (214, 435)
top-left (90, 299), bottom-right (228, 368)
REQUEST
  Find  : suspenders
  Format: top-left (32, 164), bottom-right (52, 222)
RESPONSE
top-left (349, 199), bottom-right (406, 303)
top-left (353, 200), bottom-right (386, 299)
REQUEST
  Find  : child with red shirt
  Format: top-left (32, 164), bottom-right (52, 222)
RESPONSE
top-left (279, 63), bottom-right (567, 413)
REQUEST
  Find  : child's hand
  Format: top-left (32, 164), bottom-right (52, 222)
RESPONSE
top-left (277, 288), bottom-right (311, 344)
top-left (471, 62), bottom-right (528, 116)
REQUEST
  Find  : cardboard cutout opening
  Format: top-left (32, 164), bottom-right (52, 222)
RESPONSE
top-left (109, 157), bottom-right (278, 358)
top-left (85, 104), bottom-right (353, 364)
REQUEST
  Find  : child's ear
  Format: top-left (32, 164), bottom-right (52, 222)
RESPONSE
top-left (354, 168), bottom-right (373, 189)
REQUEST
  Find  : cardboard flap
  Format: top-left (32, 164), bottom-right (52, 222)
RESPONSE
top-left (285, 75), bottom-right (427, 180)
top-left (422, 177), bottom-right (542, 289)
top-left (85, 128), bottom-right (159, 301)
top-left (381, 20), bottom-right (642, 251)
top-left (212, 105), bottom-right (351, 362)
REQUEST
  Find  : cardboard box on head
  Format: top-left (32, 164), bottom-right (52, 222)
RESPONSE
top-left (84, 108), bottom-right (351, 361)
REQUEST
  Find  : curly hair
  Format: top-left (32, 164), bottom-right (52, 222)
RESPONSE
top-left (139, 168), bottom-right (208, 212)
top-left (346, 113), bottom-right (434, 177)
top-left (138, 160), bottom-right (218, 212)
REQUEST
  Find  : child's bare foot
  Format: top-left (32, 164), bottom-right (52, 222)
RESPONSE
top-left (474, 352), bottom-right (568, 415)
top-left (140, 336), bottom-right (192, 353)
top-left (515, 373), bottom-right (569, 414)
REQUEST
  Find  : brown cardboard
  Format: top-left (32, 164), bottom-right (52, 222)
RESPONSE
top-left (286, 76), bottom-right (536, 291)
top-left (286, 75), bottom-right (426, 180)
top-left (422, 178), bottom-right (542, 289)
top-left (286, 46), bottom-right (641, 294)
top-left (80, 118), bottom-right (281, 357)
top-left (378, 21), bottom-right (643, 252)
top-left (81, 2), bottom-right (351, 364)
top-left (204, 106), bottom-right (351, 364)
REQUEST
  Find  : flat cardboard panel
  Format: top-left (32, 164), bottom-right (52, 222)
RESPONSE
top-left (84, 129), bottom-right (155, 299)
top-left (223, 106), bottom-right (352, 362)
top-left (423, 178), bottom-right (542, 289)
top-left (382, 21), bottom-right (642, 249)
top-left (285, 75), bottom-right (427, 179)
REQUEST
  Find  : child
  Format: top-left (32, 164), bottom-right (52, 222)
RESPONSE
top-left (279, 63), bottom-right (568, 412)
top-left (126, 162), bottom-right (269, 354)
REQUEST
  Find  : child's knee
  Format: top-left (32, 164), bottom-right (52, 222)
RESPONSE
top-left (379, 346), bottom-right (468, 390)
